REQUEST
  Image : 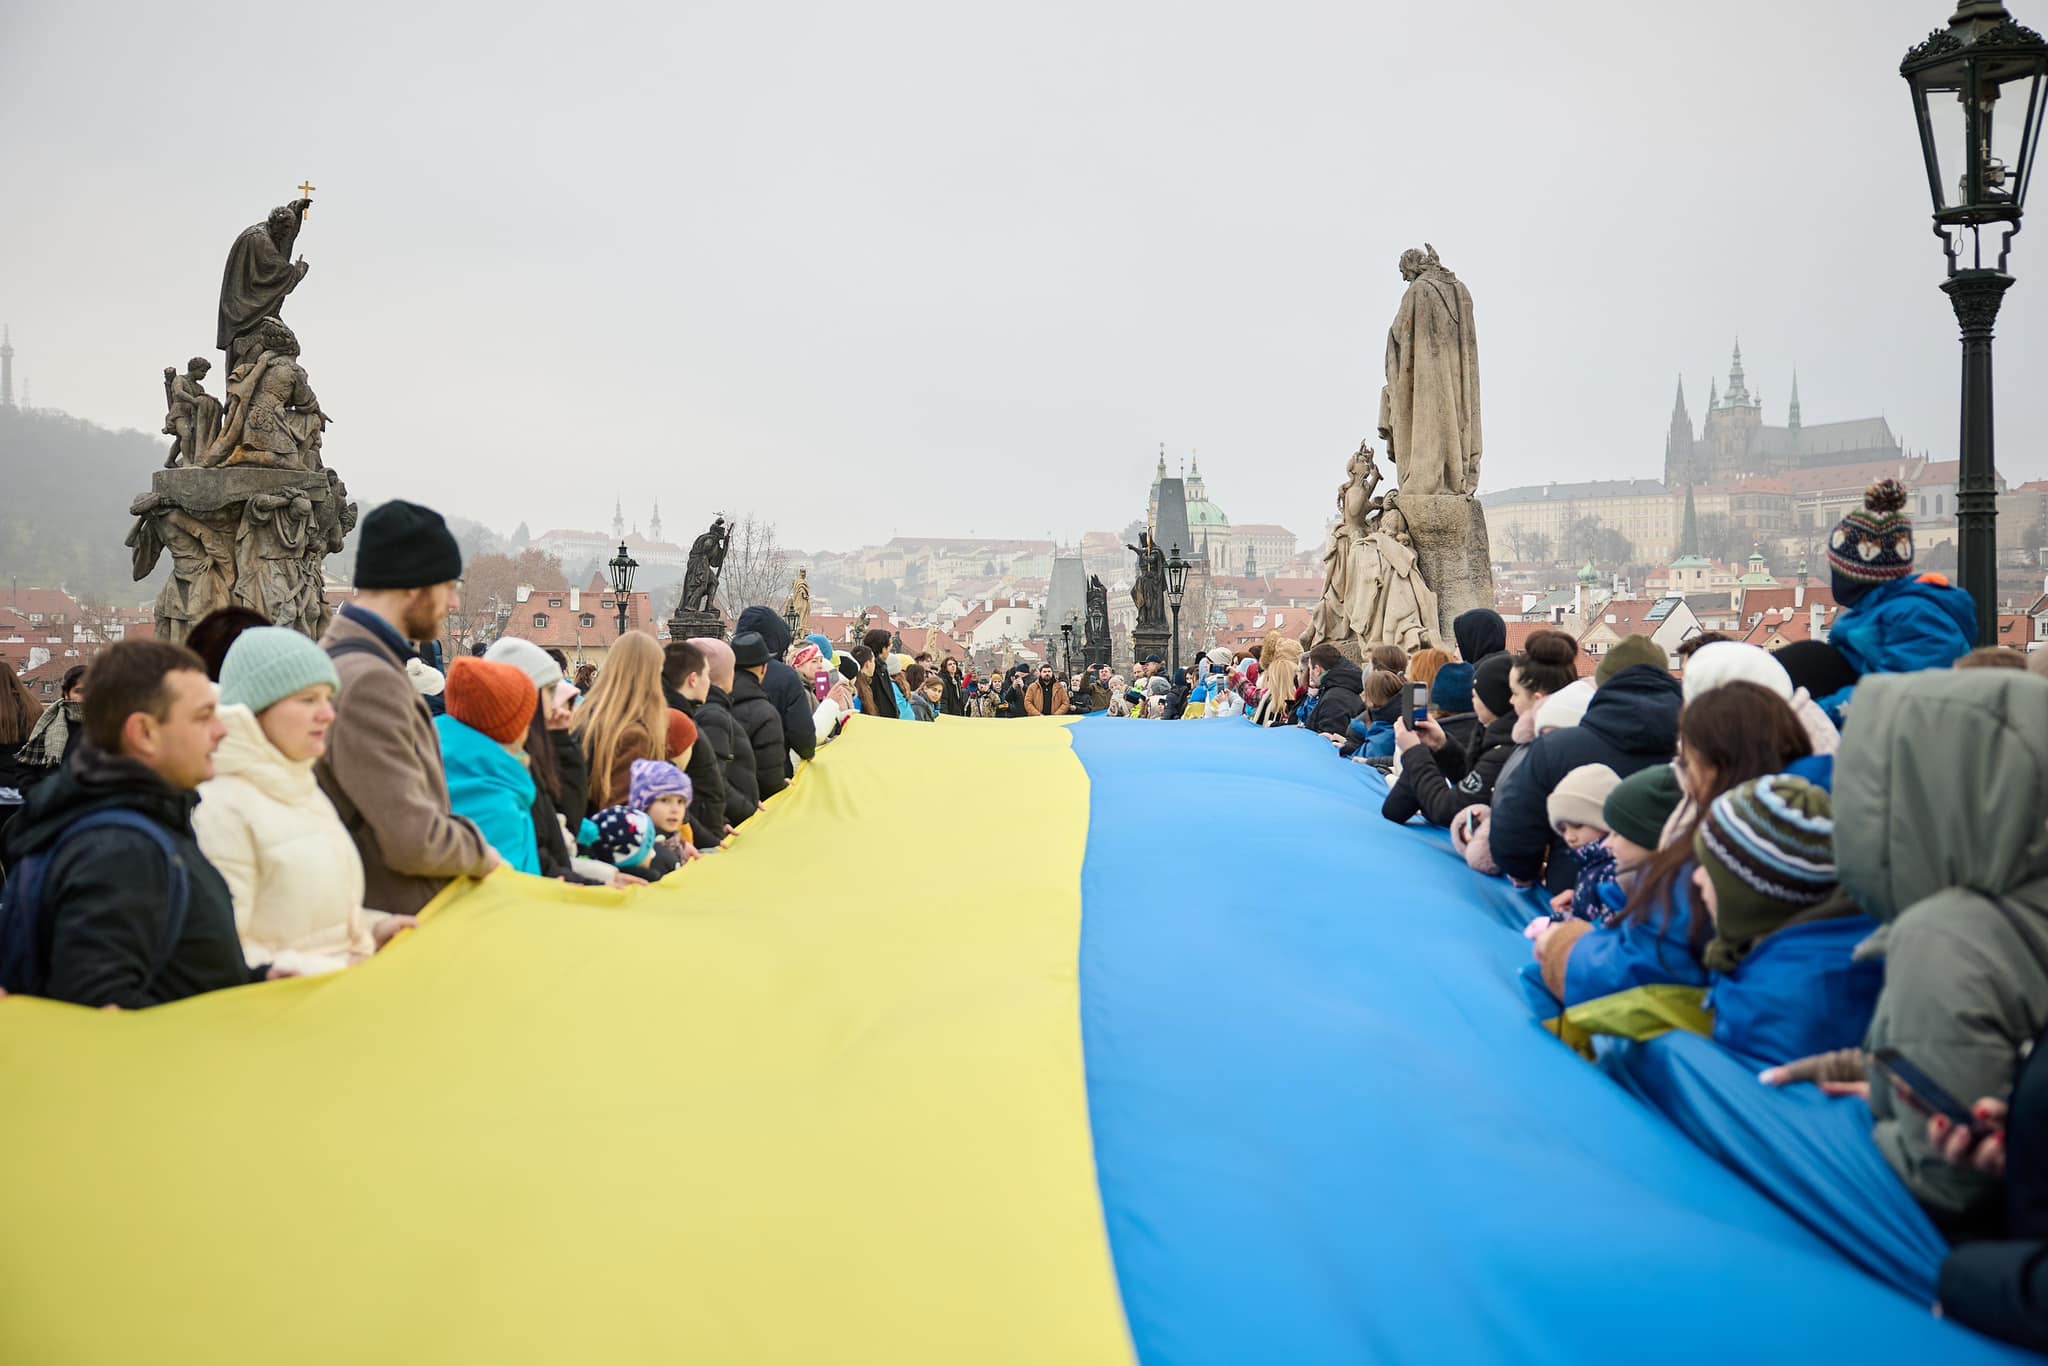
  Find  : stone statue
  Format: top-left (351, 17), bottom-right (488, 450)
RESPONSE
top-left (1378, 244), bottom-right (1481, 497)
top-left (161, 358), bottom-right (223, 469)
top-left (1085, 575), bottom-right (1109, 663)
top-left (128, 491), bottom-right (237, 640)
top-left (679, 516), bottom-right (730, 614)
top-left (131, 196), bottom-right (352, 646)
top-left (218, 199), bottom-right (311, 372)
top-left (301, 470), bottom-right (356, 636)
top-left (1309, 442), bottom-right (1441, 654)
top-left (232, 488), bottom-right (317, 625)
top-left (785, 567), bottom-right (811, 637)
top-left (203, 317), bottom-right (329, 470)
top-left (1125, 531), bottom-right (1168, 631)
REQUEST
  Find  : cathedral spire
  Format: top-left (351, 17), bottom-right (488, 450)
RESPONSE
top-left (1155, 442), bottom-right (1166, 481)
top-left (1787, 371), bottom-right (1802, 432)
top-left (1669, 374), bottom-right (1690, 428)
top-left (1707, 375), bottom-right (1719, 411)
top-left (0, 324), bottom-right (13, 410)
top-left (1725, 339), bottom-right (1749, 405)
top-left (650, 499), bottom-right (663, 542)
top-left (1680, 482), bottom-right (1701, 559)
top-left (612, 497), bottom-right (624, 541)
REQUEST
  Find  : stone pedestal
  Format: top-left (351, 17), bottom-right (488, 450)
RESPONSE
top-left (129, 464), bottom-right (353, 644)
top-left (1399, 492), bottom-right (1494, 645)
top-left (670, 608), bottom-right (725, 642)
top-left (1131, 627), bottom-right (1169, 668)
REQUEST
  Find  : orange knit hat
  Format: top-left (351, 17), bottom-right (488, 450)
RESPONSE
top-left (445, 657), bottom-right (538, 744)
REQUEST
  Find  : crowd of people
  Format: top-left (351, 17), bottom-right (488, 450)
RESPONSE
top-left (3, 480), bottom-right (2048, 1348)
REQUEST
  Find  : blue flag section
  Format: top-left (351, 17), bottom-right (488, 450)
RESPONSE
top-left (1068, 718), bottom-right (2018, 1365)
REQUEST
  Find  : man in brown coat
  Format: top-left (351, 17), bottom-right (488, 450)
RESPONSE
top-left (316, 500), bottom-right (498, 914)
top-left (1022, 663), bottom-right (1070, 717)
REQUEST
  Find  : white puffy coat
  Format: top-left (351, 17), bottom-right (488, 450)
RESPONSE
top-left (194, 704), bottom-right (382, 975)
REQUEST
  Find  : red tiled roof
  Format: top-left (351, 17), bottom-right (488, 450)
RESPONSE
top-left (0, 587), bottom-right (82, 622)
top-left (1502, 622), bottom-right (1594, 675)
top-left (499, 592), bottom-right (661, 650)
top-left (1736, 586), bottom-right (1837, 617)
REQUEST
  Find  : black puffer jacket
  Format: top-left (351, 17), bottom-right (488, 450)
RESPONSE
top-left (695, 686), bottom-right (759, 827)
top-left (666, 687), bottom-right (729, 849)
top-left (1488, 665), bottom-right (1682, 893)
top-left (1306, 661), bottom-right (1367, 741)
top-left (736, 607), bottom-right (816, 766)
top-left (728, 671), bottom-right (788, 803)
top-left (2, 743), bottom-right (264, 1008)
top-left (1382, 708), bottom-right (1519, 828)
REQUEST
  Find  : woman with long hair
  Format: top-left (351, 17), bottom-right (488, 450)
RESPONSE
top-left (572, 632), bottom-right (670, 812)
top-left (1406, 646), bottom-right (1453, 692)
top-left (939, 656), bottom-right (967, 717)
top-left (1535, 680), bottom-right (1812, 1004)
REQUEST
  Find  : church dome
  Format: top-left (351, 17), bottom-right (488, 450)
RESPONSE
top-left (1576, 561), bottom-right (1600, 584)
top-left (1186, 498), bottom-right (1231, 529)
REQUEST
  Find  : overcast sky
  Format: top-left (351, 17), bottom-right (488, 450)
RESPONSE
top-left (3, 0), bottom-right (2041, 553)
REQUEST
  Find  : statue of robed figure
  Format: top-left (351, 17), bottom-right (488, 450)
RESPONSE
top-left (1309, 441), bottom-right (1440, 653)
top-left (1125, 531), bottom-right (1168, 631)
top-left (679, 516), bottom-right (731, 614)
top-left (1377, 244), bottom-right (1482, 497)
top-left (218, 199), bottom-right (311, 372)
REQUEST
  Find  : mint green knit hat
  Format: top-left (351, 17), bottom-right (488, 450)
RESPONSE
top-left (219, 627), bottom-right (341, 714)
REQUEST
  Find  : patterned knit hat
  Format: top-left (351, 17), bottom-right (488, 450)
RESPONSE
top-left (444, 657), bottom-right (538, 745)
top-left (1693, 775), bottom-right (1835, 971)
top-left (218, 627), bottom-right (341, 715)
top-left (628, 758), bottom-right (692, 812)
top-left (579, 806), bottom-right (656, 870)
top-left (1828, 479), bottom-right (1913, 607)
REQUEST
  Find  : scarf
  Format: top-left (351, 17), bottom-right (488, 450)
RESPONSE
top-left (18, 700), bottom-right (78, 769)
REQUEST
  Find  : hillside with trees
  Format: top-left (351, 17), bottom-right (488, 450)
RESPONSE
top-left (0, 405), bottom-right (172, 604)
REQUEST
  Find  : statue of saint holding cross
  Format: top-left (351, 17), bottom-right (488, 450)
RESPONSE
top-left (217, 196), bottom-right (313, 374)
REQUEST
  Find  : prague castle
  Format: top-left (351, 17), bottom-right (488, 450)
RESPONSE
top-left (1663, 341), bottom-right (1903, 486)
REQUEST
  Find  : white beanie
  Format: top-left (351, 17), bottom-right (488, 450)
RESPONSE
top-left (1682, 641), bottom-right (1792, 705)
top-left (1534, 677), bottom-right (1595, 733)
top-left (485, 636), bottom-right (565, 691)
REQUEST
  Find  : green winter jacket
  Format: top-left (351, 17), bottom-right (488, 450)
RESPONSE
top-left (1835, 670), bottom-right (2048, 1228)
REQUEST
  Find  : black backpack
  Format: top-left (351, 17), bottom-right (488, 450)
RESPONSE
top-left (0, 810), bottom-right (191, 996)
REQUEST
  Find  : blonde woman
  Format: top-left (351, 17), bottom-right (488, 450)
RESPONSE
top-left (572, 632), bottom-right (670, 812)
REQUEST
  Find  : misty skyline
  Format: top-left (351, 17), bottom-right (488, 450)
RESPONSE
top-left (3, 0), bottom-right (2042, 554)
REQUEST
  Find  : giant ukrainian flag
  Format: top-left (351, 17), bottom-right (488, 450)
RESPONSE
top-left (0, 718), bottom-right (2019, 1363)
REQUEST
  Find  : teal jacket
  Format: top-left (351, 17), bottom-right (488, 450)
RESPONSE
top-left (433, 715), bottom-right (540, 876)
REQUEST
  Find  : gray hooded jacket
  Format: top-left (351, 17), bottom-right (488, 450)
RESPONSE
top-left (1836, 670), bottom-right (2048, 1225)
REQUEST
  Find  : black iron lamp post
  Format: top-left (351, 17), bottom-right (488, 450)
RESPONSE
top-left (606, 542), bottom-right (638, 637)
top-left (1059, 620), bottom-right (1074, 679)
top-left (1902, 0), bottom-right (2048, 643)
top-left (1165, 543), bottom-right (1190, 680)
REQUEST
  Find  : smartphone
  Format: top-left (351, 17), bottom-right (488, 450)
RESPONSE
top-left (1406, 680), bottom-right (1430, 727)
top-left (1870, 1047), bottom-right (1985, 1131)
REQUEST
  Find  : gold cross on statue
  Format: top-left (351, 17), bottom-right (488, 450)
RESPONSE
top-left (297, 179), bottom-right (316, 217)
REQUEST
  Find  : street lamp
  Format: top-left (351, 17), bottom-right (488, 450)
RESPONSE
top-left (782, 603), bottom-right (801, 647)
top-left (1902, 0), bottom-right (2048, 642)
top-left (606, 541), bottom-right (638, 638)
top-left (1059, 619), bottom-right (1074, 679)
top-left (1165, 543), bottom-right (1190, 680)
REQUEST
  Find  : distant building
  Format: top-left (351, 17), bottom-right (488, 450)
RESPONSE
top-left (1142, 450), bottom-right (1296, 575)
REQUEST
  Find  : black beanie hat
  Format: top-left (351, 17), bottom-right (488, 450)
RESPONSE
top-left (1472, 651), bottom-right (1514, 719)
top-left (1602, 763), bottom-right (1683, 850)
top-left (1772, 640), bottom-right (1858, 699)
top-left (354, 500), bottom-right (463, 590)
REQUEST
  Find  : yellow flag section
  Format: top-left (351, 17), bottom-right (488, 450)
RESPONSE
top-left (0, 716), bottom-right (1134, 1366)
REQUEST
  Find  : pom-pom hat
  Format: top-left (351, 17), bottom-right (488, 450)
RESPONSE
top-left (1828, 479), bottom-right (1914, 608)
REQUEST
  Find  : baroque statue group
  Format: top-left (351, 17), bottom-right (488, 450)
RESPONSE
top-left (1122, 242), bottom-right (1493, 663)
top-left (129, 192), bottom-right (357, 643)
top-left (1306, 243), bottom-right (1493, 657)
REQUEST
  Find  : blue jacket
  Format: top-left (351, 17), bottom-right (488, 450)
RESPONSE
top-left (1345, 716), bottom-right (1397, 759)
top-left (434, 715), bottom-right (540, 875)
top-left (1563, 874), bottom-right (1709, 1006)
top-left (1491, 665), bottom-right (1684, 893)
top-left (1830, 577), bottom-right (1975, 680)
top-left (1706, 913), bottom-right (1884, 1069)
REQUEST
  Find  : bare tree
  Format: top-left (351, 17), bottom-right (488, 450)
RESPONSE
top-left (716, 514), bottom-right (792, 620)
